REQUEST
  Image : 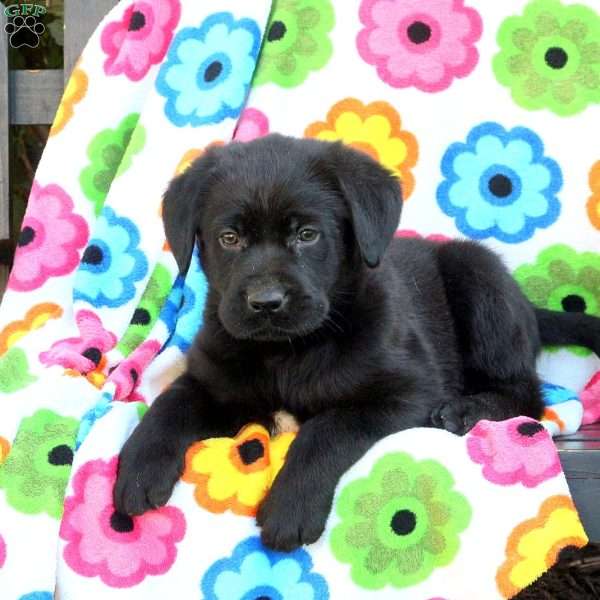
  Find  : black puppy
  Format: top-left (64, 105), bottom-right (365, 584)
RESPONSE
top-left (114, 134), bottom-right (600, 551)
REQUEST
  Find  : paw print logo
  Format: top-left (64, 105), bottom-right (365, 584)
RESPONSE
top-left (5, 15), bottom-right (45, 49)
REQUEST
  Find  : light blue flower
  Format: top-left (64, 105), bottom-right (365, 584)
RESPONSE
top-left (156, 12), bottom-right (261, 127)
top-left (75, 391), bottom-right (113, 450)
top-left (74, 207), bottom-right (148, 308)
top-left (202, 536), bottom-right (329, 600)
top-left (19, 593), bottom-right (53, 600)
top-left (541, 382), bottom-right (579, 406)
top-left (437, 122), bottom-right (562, 243)
top-left (161, 250), bottom-right (207, 352)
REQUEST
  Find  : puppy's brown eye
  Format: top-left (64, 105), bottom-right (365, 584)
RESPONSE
top-left (297, 228), bottom-right (320, 244)
top-left (219, 231), bottom-right (241, 248)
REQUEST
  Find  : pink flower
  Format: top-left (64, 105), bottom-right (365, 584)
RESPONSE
top-left (108, 339), bottom-right (161, 401)
top-left (0, 533), bottom-right (5, 568)
top-left (60, 456), bottom-right (185, 588)
top-left (9, 182), bottom-right (88, 292)
top-left (581, 371), bottom-right (600, 425)
top-left (357, 0), bottom-right (482, 93)
top-left (101, 0), bottom-right (181, 82)
top-left (467, 417), bottom-right (561, 488)
top-left (395, 229), bottom-right (451, 242)
top-left (39, 310), bottom-right (116, 373)
top-left (233, 108), bottom-right (270, 143)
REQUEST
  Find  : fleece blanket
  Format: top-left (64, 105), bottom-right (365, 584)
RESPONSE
top-left (0, 0), bottom-right (599, 598)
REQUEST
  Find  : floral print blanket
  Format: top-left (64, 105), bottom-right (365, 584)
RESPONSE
top-left (0, 0), bottom-right (599, 598)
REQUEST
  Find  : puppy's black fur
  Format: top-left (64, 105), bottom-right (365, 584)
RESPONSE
top-left (114, 134), bottom-right (600, 551)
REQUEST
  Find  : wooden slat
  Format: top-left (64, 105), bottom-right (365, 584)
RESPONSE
top-left (9, 69), bottom-right (63, 124)
top-left (64, 0), bottom-right (118, 83)
top-left (0, 3), bottom-right (10, 240)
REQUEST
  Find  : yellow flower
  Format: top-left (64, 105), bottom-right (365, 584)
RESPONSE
top-left (0, 303), bottom-right (62, 356)
top-left (496, 495), bottom-right (587, 598)
top-left (305, 98), bottom-right (418, 198)
top-left (182, 424), bottom-right (295, 516)
top-left (50, 64), bottom-right (88, 137)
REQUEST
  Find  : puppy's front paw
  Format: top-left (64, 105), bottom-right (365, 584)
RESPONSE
top-left (114, 441), bottom-right (181, 516)
top-left (257, 480), bottom-right (331, 552)
top-left (431, 398), bottom-right (483, 435)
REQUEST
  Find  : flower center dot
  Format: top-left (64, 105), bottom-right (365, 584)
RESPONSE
top-left (390, 509), bottom-right (417, 536)
top-left (267, 20), bottom-right (286, 42)
top-left (562, 294), bottom-right (586, 313)
top-left (82, 346), bottom-right (102, 366)
top-left (517, 421), bottom-right (544, 437)
top-left (238, 439), bottom-right (264, 465)
top-left (255, 597), bottom-right (272, 600)
top-left (128, 10), bottom-right (146, 32)
top-left (82, 244), bottom-right (104, 265)
top-left (545, 46), bottom-right (568, 69)
top-left (131, 308), bottom-right (151, 326)
top-left (488, 174), bottom-right (513, 198)
top-left (407, 21), bottom-right (432, 44)
top-left (47, 444), bottom-right (74, 466)
top-left (130, 368), bottom-right (139, 384)
top-left (110, 510), bottom-right (135, 533)
top-left (17, 226), bottom-right (35, 247)
top-left (204, 61), bottom-right (223, 83)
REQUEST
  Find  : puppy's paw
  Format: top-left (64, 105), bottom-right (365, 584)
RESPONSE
top-left (113, 442), bottom-right (181, 516)
top-left (257, 482), bottom-right (331, 552)
top-left (431, 398), bottom-right (483, 436)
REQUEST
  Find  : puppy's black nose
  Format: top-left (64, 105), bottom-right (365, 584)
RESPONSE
top-left (247, 287), bottom-right (287, 313)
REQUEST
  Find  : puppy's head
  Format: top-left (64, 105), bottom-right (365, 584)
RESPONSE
top-left (163, 134), bottom-right (402, 342)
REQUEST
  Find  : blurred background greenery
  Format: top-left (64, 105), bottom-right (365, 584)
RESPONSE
top-left (8, 0), bottom-right (64, 243)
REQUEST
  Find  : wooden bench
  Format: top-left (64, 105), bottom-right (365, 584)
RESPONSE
top-left (1, 0), bottom-right (598, 543)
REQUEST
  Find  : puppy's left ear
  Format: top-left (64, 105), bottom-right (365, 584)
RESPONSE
top-left (327, 142), bottom-right (402, 268)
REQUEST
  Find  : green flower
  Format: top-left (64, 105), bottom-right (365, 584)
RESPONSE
top-left (254, 0), bottom-right (334, 88)
top-left (80, 113), bottom-right (145, 215)
top-left (514, 244), bottom-right (600, 356)
top-left (117, 263), bottom-right (172, 356)
top-left (0, 347), bottom-right (36, 393)
top-left (493, 0), bottom-right (600, 117)
top-left (0, 409), bottom-right (79, 518)
top-left (330, 452), bottom-right (471, 590)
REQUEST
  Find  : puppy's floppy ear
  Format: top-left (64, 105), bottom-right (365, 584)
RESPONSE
top-left (327, 142), bottom-right (402, 268)
top-left (162, 151), bottom-right (218, 274)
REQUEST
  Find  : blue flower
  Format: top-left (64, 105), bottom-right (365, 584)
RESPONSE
top-left (202, 537), bottom-right (329, 600)
top-left (19, 593), bottom-right (53, 600)
top-left (75, 391), bottom-right (113, 450)
top-left (541, 382), bottom-right (579, 407)
top-left (156, 12), bottom-right (261, 127)
top-left (161, 250), bottom-right (207, 352)
top-left (74, 207), bottom-right (148, 308)
top-left (437, 122), bottom-right (562, 243)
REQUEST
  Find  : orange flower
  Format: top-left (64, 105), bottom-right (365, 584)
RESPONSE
top-left (64, 354), bottom-right (108, 389)
top-left (0, 303), bottom-right (63, 356)
top-left (174, 142), bottom-right (225, 176)
top-left (182, 424), bottom-right (295, 516)
top-left (0, 436), bottom-right (10, 464)
top-left (305, 98), bottom-right (418, 198)
top-left (50, 64), bottom-right (88, 136)
top-left (496, 495), bottom-right (587, 598)
top-left (586, 161), bottom-right (600, 230)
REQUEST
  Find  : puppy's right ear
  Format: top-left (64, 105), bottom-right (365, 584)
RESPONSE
top-left (162, 152), bottom-right (217, 275)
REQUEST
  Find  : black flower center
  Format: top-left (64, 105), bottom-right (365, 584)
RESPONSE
top-left (562, 294), bottom-right (586, 313)
top-left (47, 444), bottom-right (74, 466)
top-left (391, 509), bottom-right (417, 536)
top-left (110, 510), bottom-right (135, 533)
top-left (204, 61), bottom-right (223, 83)
top-left (18, 226), bottom-right (35, 247)
top-left (128, 10), bottom-right (146, 32)
top-left (238, 439), bottom-right (264, 465)
top-left (488, 174), bottom-right (513, 198)
top-left (267, 20), bottom-right (287, 42)
top-left (255, 597), bottom-right (272, 600)
top-left (131, 308), bottom-right (151, 326)
top-left (82, 244), bottom-right (104, 265)
top-left (82, 346), bottom-right (102, 366)
top-left (407, 21), bottom-right (432, 44)
top-left (545, 46), bottom-right (568, 70)
top-left (130, 368), bottom-right (139, 384)
top-left (517, 421), bottom-right (544, 437)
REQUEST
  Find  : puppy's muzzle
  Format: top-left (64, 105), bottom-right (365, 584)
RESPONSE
top-left (247, 285), bottom-right (289, 314)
